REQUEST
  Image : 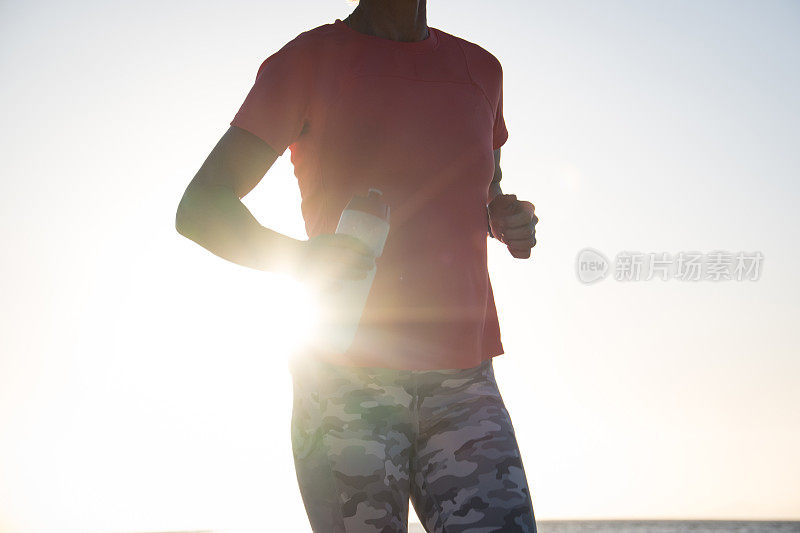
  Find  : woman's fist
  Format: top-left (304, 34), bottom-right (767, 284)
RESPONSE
top-left (488, 194), bottom-right (538, 259)
top-left (294, 233), bottom-right (376, 291)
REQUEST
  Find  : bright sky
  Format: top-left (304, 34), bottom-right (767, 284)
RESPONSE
top-left (1, 0), bottom-right (799, 531)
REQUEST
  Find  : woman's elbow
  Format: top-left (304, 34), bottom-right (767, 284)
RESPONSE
top-left (175, 193), bottom-right (194, 239)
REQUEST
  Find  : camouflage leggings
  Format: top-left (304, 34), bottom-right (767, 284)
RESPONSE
top-left (289, 356), bottom-right (537, 532)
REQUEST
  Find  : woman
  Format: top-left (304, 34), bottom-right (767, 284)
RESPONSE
top-left (176, 1), bottom-right (538, 531)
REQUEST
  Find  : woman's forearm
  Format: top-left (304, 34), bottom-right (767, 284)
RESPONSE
top-left (175, 183), bottom-right (301, 273)
top-left (487, 181), bottom-right (503, 239)
top-left (488, 181), bottom-right (503, 206)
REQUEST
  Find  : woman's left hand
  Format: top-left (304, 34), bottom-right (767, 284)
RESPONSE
top-left (488, 194), bottom-right (538, 259)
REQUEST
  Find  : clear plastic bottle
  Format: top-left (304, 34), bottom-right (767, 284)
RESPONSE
top-left (312, 188), bottom-right (390, 354)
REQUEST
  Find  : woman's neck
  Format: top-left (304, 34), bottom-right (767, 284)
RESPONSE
top-left (345, 0), bottom-right (428, 42)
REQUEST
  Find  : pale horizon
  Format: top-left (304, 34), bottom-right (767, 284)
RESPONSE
top-left (1, 0), bottom-right (798, 531)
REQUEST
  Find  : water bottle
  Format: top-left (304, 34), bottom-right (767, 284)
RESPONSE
top-left (311, 188), bottom-right (391, 355)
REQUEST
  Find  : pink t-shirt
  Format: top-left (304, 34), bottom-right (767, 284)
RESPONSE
top-left (231, 19), bottom-right (508, 370)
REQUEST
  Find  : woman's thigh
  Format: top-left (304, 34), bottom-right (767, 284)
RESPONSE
top-left (291, 359), bottom-right (416, 532)
top-left (410, 361), bottom-right (537, 533)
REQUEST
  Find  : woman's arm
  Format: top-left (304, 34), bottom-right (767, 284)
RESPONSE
top-left (175, 126), bottom-right (375, 280)
top-left (487, 148), bottom-right (503, 239)
top-left (175, 126), bottom-right (301, 273)
top-left (487, 147), bottom-right (538, 258)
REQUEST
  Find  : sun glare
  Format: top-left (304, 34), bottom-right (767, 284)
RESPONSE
top-left (0, 267), bottom-right (322, 533)
top-left (273, 274), bottom-right (321, 358)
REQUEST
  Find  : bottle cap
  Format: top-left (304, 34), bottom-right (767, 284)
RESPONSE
top-left (345, 188), bottom-right (390, 222)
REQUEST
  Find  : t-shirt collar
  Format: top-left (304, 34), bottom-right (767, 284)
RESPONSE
top-left (333, 18), bottom-right (439, 53)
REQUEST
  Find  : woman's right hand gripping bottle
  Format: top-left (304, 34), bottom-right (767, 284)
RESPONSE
top-left (311, 188), bottom-right (390, 355)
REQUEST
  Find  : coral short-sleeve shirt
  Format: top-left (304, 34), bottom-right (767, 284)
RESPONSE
top-left (231, 19), bottom-right (508, 370)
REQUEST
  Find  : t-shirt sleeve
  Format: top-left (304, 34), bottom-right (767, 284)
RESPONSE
top-left (492, 63), bottom-right (509, 150)
top-left (230, 39), bottom-right (315, 155)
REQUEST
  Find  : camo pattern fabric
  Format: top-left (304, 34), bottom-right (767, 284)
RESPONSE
top-left (288, 355), bottom-right (537, 532)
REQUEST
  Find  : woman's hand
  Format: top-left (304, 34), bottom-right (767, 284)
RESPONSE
top-left (488, 194), bottom-right (538, 259)
top-left (293, 234), bottom-right (376, 290)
